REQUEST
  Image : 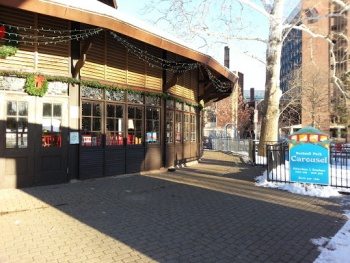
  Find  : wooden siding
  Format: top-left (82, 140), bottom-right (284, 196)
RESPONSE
top-left (127, 38), bottom-right (146, 87)
top-left (191, 69), bottom-right (198, 98)
top-left (166, 52), bottom-right (176, 93)
top-left (0, 6), bottom-right (70, 75)
top-left (106, 33), bottom-right (127, 83)
top-left (105, 148), bottom-right (126, 176)
top-left (81, 30), bottom-right (106, 80)
top-left (79, 149), bottom-right (104, 179)
top-left (166, 53), bottom-right (198, 101)
top-left (0, 6), bottom-right (35, 70)
top-left (175, 70), bottom-right (197, 100)
top-left (126, 148), bottom-right (145, 173)
top-left (145, 45), bottom-right (162, 90)
top-left (82, 31), bottom-right (163, 91)
top-left (37, 15), bottom-right (70, 75)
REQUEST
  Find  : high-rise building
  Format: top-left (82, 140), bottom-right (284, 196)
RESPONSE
top-left (280, 0), bottom-right (350, 141)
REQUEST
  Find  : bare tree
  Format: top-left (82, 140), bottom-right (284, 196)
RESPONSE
top-left (280, 66), bottom-right (331, 132)
top-left (142, 0), bottom-right (350, 154)
top-left (237, 102), bottom-right (255, 138)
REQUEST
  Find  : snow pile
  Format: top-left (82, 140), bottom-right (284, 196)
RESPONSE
top-left (313, 211), bottom-right (350, 263)
top-left (256, 170), bottom-right (341, 198)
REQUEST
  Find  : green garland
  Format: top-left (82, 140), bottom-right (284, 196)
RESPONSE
top-left (25, 74), bottom-right (49, 97)
top-left (0, 70), bottom-right (203, 109)
top-left (0, 24), bottom-right (19, 58)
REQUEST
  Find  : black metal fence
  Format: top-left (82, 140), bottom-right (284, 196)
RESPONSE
top-left (253, 141), bottom-right (350, 189)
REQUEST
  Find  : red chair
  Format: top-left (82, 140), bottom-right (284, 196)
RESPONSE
top-left (55, 134), bottom-right (62, 147)
top-left (127, 134), bottom-right (134, 144)
top-left (42, 135), bottom-right (51, 147)
top-left (118, 135), bottom-right (123, 145)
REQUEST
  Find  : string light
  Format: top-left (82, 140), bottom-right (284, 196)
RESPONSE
top-left (0, 23), bottom-right (103, 45)
top-left (110, 31), bottom-right (200, 73)
top-left (0, 22), bottom-right (233, 93)
top-left (109, 31), bottom-right (233, 92)
top-left (203, 66), bottom-right (233, 92)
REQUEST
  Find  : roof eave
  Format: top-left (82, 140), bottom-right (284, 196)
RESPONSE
top-left (0, 0), bottom-right (237, 83)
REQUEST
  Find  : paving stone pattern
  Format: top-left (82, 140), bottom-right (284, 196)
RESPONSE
top-left (1, 151), bottom-right (350, 263)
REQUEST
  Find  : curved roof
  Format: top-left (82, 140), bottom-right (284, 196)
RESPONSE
top-left (1, 0), bottom-right (237, 83)
top-left (292, 126), bottom-right (326, 135)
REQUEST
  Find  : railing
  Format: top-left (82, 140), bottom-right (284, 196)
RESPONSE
top-left (204, 137), bottom-right (252, 156)
top-left (263, 142), bottom-right (350, 189)
top-left (203, 138), bottom-right (350, 189)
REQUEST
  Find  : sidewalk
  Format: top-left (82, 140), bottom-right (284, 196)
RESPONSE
top-left (1, 150), bottom-right (349, 263)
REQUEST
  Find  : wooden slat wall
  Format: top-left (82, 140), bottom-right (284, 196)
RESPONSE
top-left (37, 15), bottom-right (70, 75)
top-left (79, 150), bottom-right (104, 179)
top-left (0, 7), bottom-right (70, 75)
top-left (106, 33), bottom-right (127, 83)
top-left (81, 28), bottom-right (106, 80)
top-left (127, 38), bottom-right (146, 87)
top-left (145, 44), bottom-right (162, 90)
top-left (183, 71), bottom-right (192, 99)
top-left (0, 6), bottom-right (35, 70)
top-left (166, 52), bottom-right (176, 92)
top-left (191, 69), bottom-right (198, 100)
top-left (87, 32), bottom-right (163, 91)
top-left (166, 53), bottom-right (198, 101)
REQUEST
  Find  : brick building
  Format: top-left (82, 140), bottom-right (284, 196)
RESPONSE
top-left (280, 0), bottom-right (350, 141)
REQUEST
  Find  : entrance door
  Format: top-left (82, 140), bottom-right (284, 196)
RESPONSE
top-left (0, 93), bottom-right (69, 188)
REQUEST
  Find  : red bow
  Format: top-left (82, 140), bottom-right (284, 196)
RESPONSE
top-left (34, 75), bottom-right (46, 89)
top-left (0, 26), bottom-right (5, 38)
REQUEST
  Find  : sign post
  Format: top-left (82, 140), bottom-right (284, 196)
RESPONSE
top-left (288, 126), bottom-right (331, 185)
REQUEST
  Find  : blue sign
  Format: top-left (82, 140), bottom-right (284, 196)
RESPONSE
top-left (289, 143), bottom-right (329, 185)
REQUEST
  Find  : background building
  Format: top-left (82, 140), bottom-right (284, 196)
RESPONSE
top-left (280, 0), bottom-right (350, 142)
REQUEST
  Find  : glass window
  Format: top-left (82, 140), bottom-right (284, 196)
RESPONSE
top-left (166, 100), bottom-right (174, 109)
top-left (127, 92), bottom-right (144, 104)
top-left (176, 101), bottom-right (183, 110)
top-left (6, 101), bottom-right (28, 148)
top-left (145, 95), bottom-right (161, 106)
top-left (175, 112), bottom-right (182, 143)
top-left (191, 115), bottom-right (196, 142)
top-left (127, 106), bottom-right (143, 145)
top-left (184, 113), bottom-right (190, 142)
top-left (184, 104), bottom-right (190, 112)
top-left (81, 101), bottom-right (102, 146)
top-left (81, 86), bottom-right (103, 100)
top-left (146, 107), bottom-right (160, 144)
top-left (106, 104), bottom-right (124, 146)
top-left (106, 89), bottom-right (125, 101)
top-left (42, 103), bottom-right (62, 148)
top-left (166, 111), bottom-right (174, 143)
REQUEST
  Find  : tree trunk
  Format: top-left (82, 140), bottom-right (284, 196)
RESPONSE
top-left (258, 0), bottom-right (284, 156)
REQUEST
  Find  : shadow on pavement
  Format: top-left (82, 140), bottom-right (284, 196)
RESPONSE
top-left (2, 151), bottom-right (349, 263)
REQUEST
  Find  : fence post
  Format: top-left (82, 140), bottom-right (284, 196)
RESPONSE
top-left (267, 143), bottom-right (284, 182)
top-left (249, 140), bottom-right (256, 165)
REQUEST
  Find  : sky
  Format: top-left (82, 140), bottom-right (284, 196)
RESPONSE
top-left (255, 162), bottom-right (350, 263)
top-left (49, 0), bottom-right (305, 92)
top-left (118, 0), bottom-right (268, 91)
top-left (117, 0), bottom-right (305, 93)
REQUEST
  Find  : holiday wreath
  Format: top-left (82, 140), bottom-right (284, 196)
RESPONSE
top-left (0, 23), bottom-right (19, 58)
top-left (25, 74), bottom-right (49, 97)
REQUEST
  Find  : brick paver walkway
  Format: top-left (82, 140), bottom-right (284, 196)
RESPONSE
top-left (1, 151), bottom-right (349, 263)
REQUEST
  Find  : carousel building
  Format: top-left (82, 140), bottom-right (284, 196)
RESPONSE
top-left (0, 0), bottom-right (237, 189)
